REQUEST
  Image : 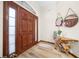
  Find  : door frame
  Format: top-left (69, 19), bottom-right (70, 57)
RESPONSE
top-left (3, 1), bottom-right (8, 57)
top-left (3, 1), bottom-right (18, 57)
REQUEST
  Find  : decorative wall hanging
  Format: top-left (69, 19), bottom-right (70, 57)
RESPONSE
top-left (55, 13), bottom-right (63, 27)
top-left (64, 8), bottom-right (78, 27)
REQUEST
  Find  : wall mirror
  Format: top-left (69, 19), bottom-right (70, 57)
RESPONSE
top-left (64, 8), bottom-right (78, 27)
top-left (55, 13), bottom-right (63, 27)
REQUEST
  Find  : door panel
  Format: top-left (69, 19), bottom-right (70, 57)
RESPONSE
top-left (19, 8), bottom-right (28, 52)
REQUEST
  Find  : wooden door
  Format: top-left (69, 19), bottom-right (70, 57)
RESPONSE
top-left (18, 8), bottom-right (35, 52)
top-left (3, 1), bottom-right (38, 57)
top-left (19, 8), bottom-right (28, 52)
top-left (28, 14), bottom-right (34, 47)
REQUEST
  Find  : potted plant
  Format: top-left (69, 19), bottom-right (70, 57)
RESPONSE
top-left (57, 30), bottom-right (62, 36)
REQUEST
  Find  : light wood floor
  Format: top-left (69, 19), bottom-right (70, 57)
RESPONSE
top-left (17, 42), bottom-right (74, 58)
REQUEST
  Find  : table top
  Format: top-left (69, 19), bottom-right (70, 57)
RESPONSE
top-left (60, 37), bottom-right (79, 42)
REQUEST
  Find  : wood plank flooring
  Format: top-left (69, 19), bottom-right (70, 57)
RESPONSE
top-left (17, 42), bottom-right (74, 58)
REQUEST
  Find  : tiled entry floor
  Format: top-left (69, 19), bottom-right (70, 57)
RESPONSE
top-left (17, 42), bottom-right (74, 58)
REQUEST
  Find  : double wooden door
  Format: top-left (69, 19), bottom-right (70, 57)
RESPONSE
top-left (3, 1), bottom-right (38, 57)
top-left (16, 7), bottom-right (38, 54)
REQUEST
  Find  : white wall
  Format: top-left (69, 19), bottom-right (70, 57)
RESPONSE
top-left (39, 2), bottom-right (57, 42)
top-left (0, 1), bottom-right (3, 57)
top-left (41, 1), bottom-right (79, 42)
top-left (29, 1), bottom-right (79, 42)
top-left (56, 1), bottom-right (79, 39)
